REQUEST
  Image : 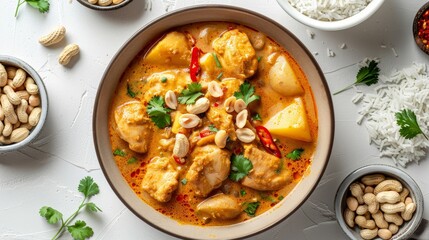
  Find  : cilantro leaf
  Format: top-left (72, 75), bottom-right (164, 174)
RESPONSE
top-left (86, 202), bottom-right (102, 213)
top-left (67, 220), bottom-right (94, 240)
top-left (208, 124), bottom-right (219, 133)
top-left (278, 195), bottom-right (284, 201)
top-left (229, 155), bottom-right (253, 182)
top-left (286, 148), bottom-right (304, 160)
top-left (127, 83), bottom-right (136, 98)
top-left (39, 206), bottom-right (63, 224)
top-left (15, 0), bottom-right (50, 17)
top-left (243, 202), bottom-right (260, 216)
top-left (147, 96), bottom-right (171, 128)
top-left (334, 60), bottom-right (380, 95)
top-left (178, 83), bottom-right (203, 105)
top-left (180, 178), bottom-right (187, 185)
top-left (113, 148), bottom-right (126, 157)
top-left (252, 113), bottom-right (262, 121)
top-left (395, 109), bottom-right (428, 140)
top-left (234, 82), bottom-right (260, 105)
top-left (127, 157), bottom-right (137, 164)
top-left (78, 176), bottom-right (100, 198)
top-left (240, 189), bottom-right (246, 196)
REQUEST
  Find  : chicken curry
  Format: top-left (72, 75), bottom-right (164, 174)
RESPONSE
top-left (109, 22), bottom-right (318, 226)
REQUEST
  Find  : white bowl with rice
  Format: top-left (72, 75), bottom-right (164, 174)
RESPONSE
top-left (276, 0), bottom-right (385, 31)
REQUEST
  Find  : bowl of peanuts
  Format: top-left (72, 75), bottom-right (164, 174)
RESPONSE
top-left (77, 0), bottom-right (132, 10)
top-left (0, 55), bottom-right (48, 152)
top-left (335, 164), bottom-right (424, 240)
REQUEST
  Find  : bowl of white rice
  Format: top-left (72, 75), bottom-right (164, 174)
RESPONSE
top-left (276, 0), bottom-right (385, 31)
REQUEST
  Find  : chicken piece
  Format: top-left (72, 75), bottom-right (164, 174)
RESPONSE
top-left (144, 31), bottom-right (191, 68)
top-left (221, 78), bottom-right (243, 98)
top-left (114, 101), bottom-right (152, 153)
top-left (206, 106), bottom-right (236, 141)
top-left (242, 145), bottom-right (292, 191)
top-left (142, 70), bottom-right (192, 102)
top-left (197, 193), bottom-right (241, 220)
top-left (186, 145), bottom-right (231, 197)
top-left (212, 29), bottom-right (258, 79)
top-left (142, 157), bottom-right (179, 202)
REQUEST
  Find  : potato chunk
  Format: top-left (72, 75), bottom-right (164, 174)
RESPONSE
top-left (197, 193), bottom-right (241, 220)
top-left (264, 97), bottom-right (312, 142)
top-left (144, 31), bottom-right (191, 68)
top-left (268, 54), bottom-right (304, 97)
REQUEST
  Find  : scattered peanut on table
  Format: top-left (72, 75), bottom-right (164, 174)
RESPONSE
top-left (343, 173), bottom-right (417, 240)
top-left (0, 62), bottom-right (42, 145)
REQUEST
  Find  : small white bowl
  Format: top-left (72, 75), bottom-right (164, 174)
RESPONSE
top-left (276, 0), bottom-right (385, 31)
top-left (0, 55), bottom-right (48, 152)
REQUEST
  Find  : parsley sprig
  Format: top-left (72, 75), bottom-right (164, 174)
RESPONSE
top-left (178, 83), bottom-right (204, 105)
top-left (234, 82), bottom-right (260, 105)
top-left (15, 0), bottom-right (50, 17)
top-left (395, 109), bottom-right (428, 140)
top-left (147, 96), bottom-right (171, 129)
top-left (334, 60), bottom-right (380, 95)
top-left (229, 154), bottom-right (253, 182)
top-left (39, 176), bottom-right (101, 240)
top-left (243, 201), bottom-right (260, 216)
top-left (286, 148), bottom-right (304, 160)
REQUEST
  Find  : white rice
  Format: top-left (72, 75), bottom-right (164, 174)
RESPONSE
top-left (355, 63), bottom-right (429, 166)
top-left (288, 0), bottom-right (373, 21)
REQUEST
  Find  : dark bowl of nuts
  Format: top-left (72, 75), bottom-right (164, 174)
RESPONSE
top-left (413, 1), bottom-right (429, 54)
top-left (0, 55), bottom-right (48, 152)
top-left (334, 164), bottom-right (423, 240)
top-left (77, 0), bottom-right (133, 11)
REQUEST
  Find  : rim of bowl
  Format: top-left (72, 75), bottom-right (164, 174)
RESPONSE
top-left (276, 0), bottom-right (385, 31)
top-left (334, 164), bottom-right (424, 240)
top-left (0, 55), bottom-right (48, 153)
top-left (412, 1), bottom-right (429, 55)
top-left (93, 4), bottom-right (334, 239)
top-left (76, 0), bottom-right (133, 11)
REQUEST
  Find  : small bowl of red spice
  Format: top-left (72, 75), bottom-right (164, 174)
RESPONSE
top-left (413, 2), bottom-right (429, 54)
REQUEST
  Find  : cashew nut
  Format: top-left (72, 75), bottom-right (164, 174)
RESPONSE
top-left (215, 130), bottom-right (228, 148)
top-left (186, 97), bottom-right (210, 114)
top-left (173, 133), bottom-right (189, 158)
top-left (165, 90), bottom-right (177, 110)
top-left (208, 81), bottom-right (223, 98)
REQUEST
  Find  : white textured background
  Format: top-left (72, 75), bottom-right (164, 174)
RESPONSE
top-left (1, 0), bottom-right (429, 239)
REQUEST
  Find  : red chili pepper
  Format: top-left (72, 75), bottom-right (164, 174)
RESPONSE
top-left (190, 47), bottom-right (200, 82)
top-left (255, 126), bottom-right (281, 158)
top-left (173, 155), bottom-right (186, 165)
top-left (199, 129), bottom-right (212, 138)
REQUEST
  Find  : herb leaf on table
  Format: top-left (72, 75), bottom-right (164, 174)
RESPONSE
top-left (395, 109), bottom-right (428, 140)
top-left (334, 60), bottom-right (380, 95)
top-left (15, 0), bottom-right (50, 17)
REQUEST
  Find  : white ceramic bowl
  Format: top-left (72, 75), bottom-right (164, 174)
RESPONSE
top-left (335, 164), bottom-right (424, 239)
top-left (276, 0), bottom-right (385, 31)
top-left (0, 55), bottom-right (48, 152)
top-left (93, 5), bottom-right (334, 239)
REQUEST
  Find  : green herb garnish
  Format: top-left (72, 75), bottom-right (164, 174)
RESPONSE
top-left (161, 77), bottom-right (167, 83)
top-left (146, 96), bottom-right (171, 129)
top-left (234, 82), bottom-right (260, 105)
top-left (240, 189), bottom-right (247, 196)
top-left (127, 83), bottom-right (137, 98)
top-left (39, 176), bottom-right (101, 240)
top-left (178, 83), bottom-right (204, 105)
top-left (212, 53), bottom-right (222, 68)
top-left (395, 109), bottom-right (428, 140)
top-left (275, 158), bottom-right (284, 174)
top-left (181, 178), bottom-right (188, 185)
top-left (286, 148), bottom-right (304, 160)
top-left (15, 0), bottom-right (50, 17)
top-left (113, 148), bottom-right (126, 157)
top-left (257, 56), bottom-right (262, 62)
top-left (278, 195), bottom-right (284, 201)
top-left (260, 193), bottom-right (275, 202)
top-left (127, 157), bottom-right (138, 164)
top-left (208, 124), bottom-right (219, 133)
top-left (229, 155), bottom-right (253, 182)
top-left (252, 113), bottom-right (262, 121)
top-left (243, 202), bottom-right (260, 217)
top-left (216, 72), bottom-right (223, 80)
top-left (334, 60), bottom-right (380, 95)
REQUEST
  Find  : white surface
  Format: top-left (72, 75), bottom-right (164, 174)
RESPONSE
top-left (1, 0), bottom-right (429, 239)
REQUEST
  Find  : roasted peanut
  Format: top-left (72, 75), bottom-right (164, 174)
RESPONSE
top-left (6, 67), bottom-right (16, 79)
top-left (29, 94), bottom-right (40, 107)
top-left (224, 96), bottom-right (236, 113)
top-left (0, 107), bottom-right (4, 121)
top-left (179, 114), bottom-right (201, 128)
top-left (173, 133), bottom-right (189, 158)
top-left (405, 197), bottom-right (413, 205)
top-left (378, 229), bottom-right (392, 240)
top-left (0, 63), bottom-right (6, 87)
top-left (208, 81), bottom-right (223, 98)
top-left (0, 136), bottom-right (11, 144)
top-left (236, 109), bottom-right (248, 129)
top-left (3, 119), bottom-right (12, 137)
top-left (17, 99), bottom-right (28, 123)
top-left (214, 130), bottom-right (228, 148)
top-left (236, 128), bottom-right (255, 143)
top-left (380, 202), bottom-right (405, 214)
top-left (384, 213), bottom-right (403, 226)
top-left (346, 196), bottom-right (358, 211)
top-left (12, 68), bottom-right (26, 89)
top-left (355, 215), bottom-right (376, 229)
top-left (39, 26), bottom-right (66, 46)
top-left (401, 202), bottom-right (416, 221)
top-left (3, 85), bottom-right (21, 105)
top-left (186, 97), bottom-right (209, 114)
top-left (1, 94), bottom-right (18, 124)
top-left (364, 186), bottom-right (374, 194)
top-left (29, 107), bottom-right (42, 126)
top-left (350, 182), bottom-right (365, 204)
top-left (113, 0), bottom-right (124, 4)
top-left (16, 90), bottom-right (29, 100)
top-left (98, 0), bottom-right (113, 6)
top-left (388, 224), bottom-right (399, 234)
top-left (10, 128), bottom-right (29, 143)
top-left (399, 188), bottom-right (410, 203)
top-left (344, 208), bottom-right (355, 228)
top-left (0, 121), bottom-right (4, 134)
top-left (360, 228), bottom-right (378, 240)
top-left (361, 174), bottom-right (385, 186)
top-left (59, 44), bottom-right (80, 66)
top-left (372, 211), bottom-right (388, 229)
top-left (376, 191), bottom-right (400, 204)
top-left (88, 0), bottom-right (97, 4)
top-left (363, 193), bottom-right (379, 214)
top-left (356, 205), bottom-right (368, 215)
top-left (25, 77), bottom-right (39, 95)
top-left (165, 90), bottom-right (177, 110)
top-left (234, 99), bottom-right (246, 113)
top-left (374, 179), bottom-right (403, 195)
